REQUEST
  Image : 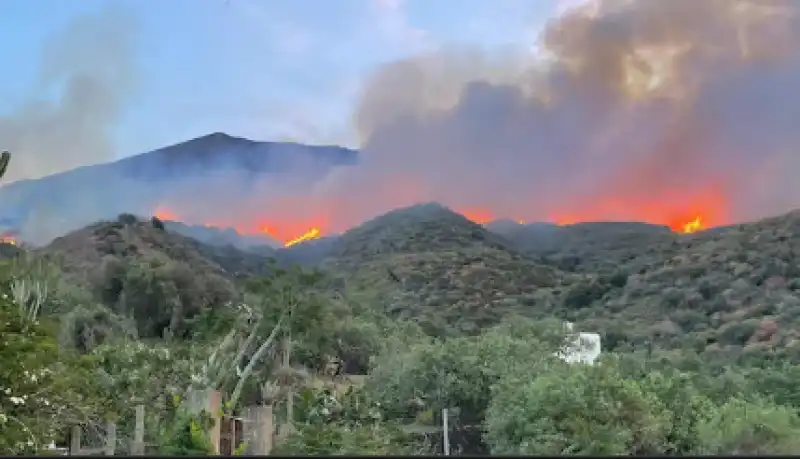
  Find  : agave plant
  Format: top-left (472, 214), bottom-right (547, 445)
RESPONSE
top-left (0, 151), bottom-right (10, 180)
top-left (186, 301), bottom-right (290, 411)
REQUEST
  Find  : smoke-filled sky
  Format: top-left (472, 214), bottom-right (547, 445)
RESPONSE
top-left (4, 0), bottom-right (800, 243)
top-left (343, 0), bottom-right (800, 231)
top-left (200, 0), bottom-right (800, 238)
top-left (0, 0), bottom-right (549, 175)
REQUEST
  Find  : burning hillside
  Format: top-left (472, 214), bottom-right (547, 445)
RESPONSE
top-left (4, 0), bottom-right (799, 246)
top-left (154, 205), bottom-right (324, 247)
top-left (153, 198), bottom-right (705, 250)
top-left (0, 231), bottom-right (17, 246)
top-left (126, 0), bottom-right (798, 244)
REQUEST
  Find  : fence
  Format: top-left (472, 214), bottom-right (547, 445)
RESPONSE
top-left (182, 388), bottom-right (276, 455)
top-left (60, 398), bottom-right (489, 456)
top-left (61, 403), bottom-right (145, 456)
top-left (60, 393), bottom-right (482, 455)
top-left (58, 390), bottom-right (276, 456)
top-left (67, 421), bottom-right (118, 455)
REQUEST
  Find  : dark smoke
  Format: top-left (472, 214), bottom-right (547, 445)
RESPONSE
top-left (306, 0), bottom-right (800, 230)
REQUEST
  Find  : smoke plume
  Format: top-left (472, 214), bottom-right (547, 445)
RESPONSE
top-left (0, 6), bottom-right (138, 182)
top-left (156, 0), bottom-right (800, 241)
top-left (181, 0), bottom-right (800, 239)
top-left (200, 0), bottom-right (776, 237)
top-left (302, 0), bottom-right (800, 232)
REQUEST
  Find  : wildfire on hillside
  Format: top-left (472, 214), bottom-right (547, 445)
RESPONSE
top-left (458, 208), bottom-right (495, 225)
top-left (152, 201), bottom-right (711, 247)
top-left (284, 228), bottom-right (321, 247)
top-left (154, 207), bottom-right (178, 222)
top-left (154, 205), bottom-right (327, 247)
top-left (0, 231), bottom-right (18, 245)
top-left (143, 0), bottom-right (796, 244)
top-left (680, 217), bottom-right (704, 234)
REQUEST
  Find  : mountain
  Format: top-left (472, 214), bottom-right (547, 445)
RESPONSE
top-left (321, 203), bottom-right (574, 336)
top-left (14, 194), bottom-right (800, 456)
top-left (0, 133), bottom-right (359, 244)
top-left (308, 201), bottom-right (800, 364)
top-left (533, 210), bottom-right (800, 364)
top-left (39, 213), bottom-right (272, 341)
top-left (490, 220), bottom-right (678, 274)
top-left (107, 132), bottom-right (358, 181)
top-left (274, 236), bottom-right (340, 266)
top-left (163, 220), bottom-right (280, 250)
top-left (8, 129), bottom-right (799, 363)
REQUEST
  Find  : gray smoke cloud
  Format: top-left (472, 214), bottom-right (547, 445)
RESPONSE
top-left (0, 6), bottom-right (138, 183)
top-left (295, 0), bottom-right (800, 233)
top-left (130, 0), bottom-right (800, 242)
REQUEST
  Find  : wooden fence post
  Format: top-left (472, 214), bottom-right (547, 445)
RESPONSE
top-left (131, 404), bottom-right (145, 455)
top-left (241, 405), bottom-right (274, 455)
top-left (104, 421), bottom-right (116, 456)
top-left (186, 389), bottom-right (222, 454)
top-left (69, 426), bottom-right (81, 455)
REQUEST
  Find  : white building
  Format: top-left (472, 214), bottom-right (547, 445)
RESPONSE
top-left (556, 322), bottom-right (602, 365)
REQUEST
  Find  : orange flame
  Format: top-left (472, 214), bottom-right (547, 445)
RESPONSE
top-left (284, 227), bottom-right (321, 247)
top-left (457, 207), bottom-right (495, 225)
top-left (0, 231), bottom-right (17, 245)
top-left (260, 222), bottom-right (324, 247)
top-left (679, 216), bottom-right (703, 234)
top-left (152, 187), bottom-right (719, 249)
top-left (154, 206), bottom-right (178, 221)
top-left (154, 204), bottom-right (324, 248)
top-left (543, 186), bottom-right (727, 234)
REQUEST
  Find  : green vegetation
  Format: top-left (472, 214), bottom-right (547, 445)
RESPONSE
top-left (7, 204), bottom-right (800, 455)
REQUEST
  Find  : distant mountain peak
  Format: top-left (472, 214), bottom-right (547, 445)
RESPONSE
top-left (156, 132), bottom-right (254, 155)
top-left (206, 131), bottom-right (235, 139)
top-left (186, 132), bottom-right (251, 146)
top-left (104, 131), bottom-right (359, 180)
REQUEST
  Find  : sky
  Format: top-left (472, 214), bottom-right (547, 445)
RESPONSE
top-left (0, 0), bottom-right (559, 160)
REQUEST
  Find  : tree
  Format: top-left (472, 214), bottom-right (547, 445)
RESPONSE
top-left (638, 370), bottom-right (717, 454)
top-left (693, 397), bottom-right (800, 455)
top-left (367, 317), bottom-right (572, 454)
top-left (485, 357), bottom-right (670, 455)
top-left (273, 386), bottom-right (427, 455)
top-left (0, 277), bottom-right (101, 454)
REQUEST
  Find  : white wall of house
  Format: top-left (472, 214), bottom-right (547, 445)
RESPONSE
top-left (556, 322), bottom-right (602, 365)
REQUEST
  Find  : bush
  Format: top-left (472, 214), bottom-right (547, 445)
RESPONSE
top-left (694, 397), bottom-right (800, 454)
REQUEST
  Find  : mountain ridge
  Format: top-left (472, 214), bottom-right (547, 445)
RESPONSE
top-left (0, 133), bottom-right (359, 244)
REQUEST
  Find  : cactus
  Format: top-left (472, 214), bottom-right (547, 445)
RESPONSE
top-left (0, 151), bottom-right (10, 179)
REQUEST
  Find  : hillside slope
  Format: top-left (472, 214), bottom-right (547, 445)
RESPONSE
top-left (39, 213), bottom-right (270, 340)
top-left (543, 210), bottom-right (800, 365)
top-left (323, 203), bottom-right (575, 336)
top-left (164, 220), bottom-right (280, 251)
top-left (489, 220), bottom-right (676, 274)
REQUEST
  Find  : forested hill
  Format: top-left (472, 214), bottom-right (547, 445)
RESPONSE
top-left (5, 204), bottom-right (800, 455)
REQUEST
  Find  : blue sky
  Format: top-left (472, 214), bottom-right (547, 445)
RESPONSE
top-left (0, 0), bottom-right (559, 160)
